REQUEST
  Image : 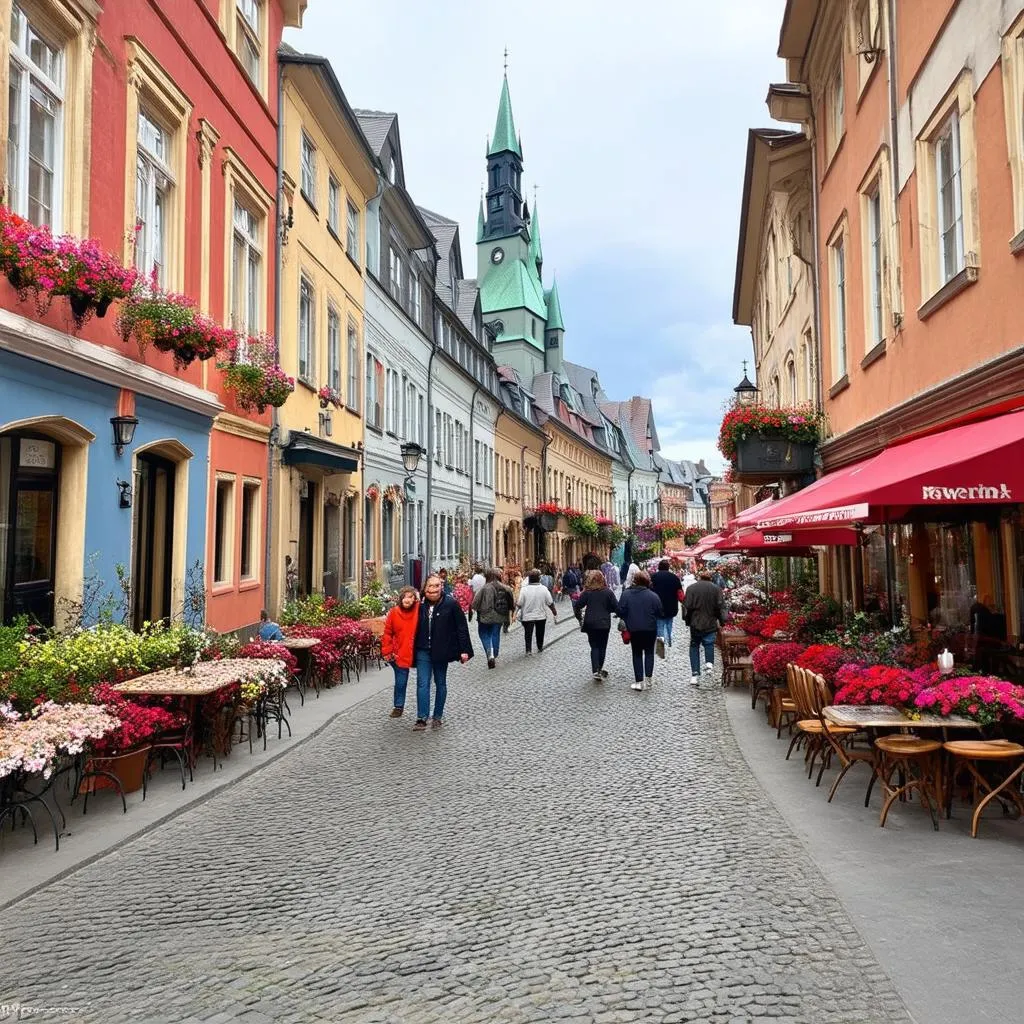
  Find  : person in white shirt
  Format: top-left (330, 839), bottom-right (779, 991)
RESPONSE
top-left (624, 561), bottom-right (641, 590)
top-left (470, 564), bottom-right (487, 595)
top-left (681, 570), bottom-right (697, 593)
top-left (516, 569), bottom-right (558, 654)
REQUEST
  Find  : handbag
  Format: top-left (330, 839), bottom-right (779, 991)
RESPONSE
top-left (621, 629), bottom-right (631, 644)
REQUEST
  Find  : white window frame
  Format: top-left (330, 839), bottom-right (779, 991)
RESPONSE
top-left (327, 305), bottom-right (341, 394)
top-left (213, 475), bottom-right (236, 586)
top-left (298, 275), bottom-right (315, 382)
top-left (388, 245), bottom-right (402, 301)
top-left (300, 131), bottom-right (317, 206)
top-left (327, 175), bottom-right (340, 235)
top-left (7, 4), bottom-right (64, 229)
top-left (830, 231), bottom-right (848, 380)
top-left (235, 0), bottom-right (262, 86)
top-left (410, 270), bottom-right (420, 322)
top-left (231, 198), bottom-right (262, 344)
top-left (866, 185), bottom-right (884, 347)
top-left (347, 319), bottom-right (360, 413)
top-left (135, 108), bottom-right (174, 285)
top-left (934, 113), bottom-right (964, 286)
top-left (240, 478), bottom-right (261, 582)
top-left (345, 200), bottom-right (359, 261)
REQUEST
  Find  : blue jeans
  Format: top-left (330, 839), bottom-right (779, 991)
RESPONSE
top-left (415, 650), bottom-right (449, 720)
top-left (477, 622), bottom-right (503, 657)
top-left (689, 629), bottom-right (717, 676)
top-left (656, 617), bottom-right (675, 644)
top-left (392, 666), bottom-right (409, 708)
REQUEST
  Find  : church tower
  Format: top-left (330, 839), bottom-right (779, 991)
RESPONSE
top-left (477, 75), bottom-right (548, 381)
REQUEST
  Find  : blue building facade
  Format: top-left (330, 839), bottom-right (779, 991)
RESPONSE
top-left (0, 345), bottom-right (215, 628)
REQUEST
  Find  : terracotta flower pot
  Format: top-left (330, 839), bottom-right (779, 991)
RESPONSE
top-left (363, 615), bottom-right (387, 637)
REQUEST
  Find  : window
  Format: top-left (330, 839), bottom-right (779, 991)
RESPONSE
top-left (803, 328), bottom-right (814, 402)
top-left (345, 201), bottom-right (359, 261)
top-left (240, 480), bottom-right (259, 580)
top-left (133, 109), bottom-right (174, 284)
top-left (214, 477), bottom-right (235, 585)
top-left (327, 306), bottom-right (341, 393)
top-left (382, 500), bottom-right (393, 562)
top-left (434, 410), bottom-right (442, 462)
top-left (827, 61), bottom-right (844, 157)
top-left (388, 246), bottom-right (402, 301)
top-left (232, 200), bottom-right (261, 339)
top-left (300, 131), bottom-right (317, 205)
top-left (347, 319), bottom-right (359, 412)
top-left (935, 114), bottom-right (964, 285)
top-left (366, 355), bottom-right (383, 429)
top-left (786, 359), bottom-right (797, 404)
top-left (298, 275), bottom-right (314, 382)
top-left (7, 4), bottom-right (63, 228)
top-left (236, 0), bottom-right (261, 85)
top-left (410, 270), bottom-right (420, 322)
top-left (327, 175), bottom-right (340, 235)
top-left (417, 394), bottom-right (425, 444)
top-left (830, 235), bottom-right (848, 379)
top-left (866, 186), bottom-right (884, 346)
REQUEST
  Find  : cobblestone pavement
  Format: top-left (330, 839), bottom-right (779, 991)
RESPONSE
top-left (1, 627), bottom-right (911, 1024)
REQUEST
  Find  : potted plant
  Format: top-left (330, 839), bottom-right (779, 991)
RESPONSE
top-left (50, 236), bottom-right (139, 325)
top-left (218, 334), bottom-right (295, 412)
top-left (318, 385), bottom-right (343, 409)
top-left (717, 401), bottom-right (822, 476)
top-left (533, 501), bottom-right (560, 533)
top-left (565, 509), bottom-right (599, 539)
top-left (119, 288), bottom-right (235, 368)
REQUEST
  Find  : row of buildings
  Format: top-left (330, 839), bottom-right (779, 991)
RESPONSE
top-left (729, 0), bottom-right (1024, 638)
top-left (0, 0), bottom-right (710, 637)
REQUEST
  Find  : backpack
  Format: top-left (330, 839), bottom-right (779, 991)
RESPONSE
top-left (492, 585), bottom-right (511, 617)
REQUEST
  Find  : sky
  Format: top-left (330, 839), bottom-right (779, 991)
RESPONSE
top-left (286, 1), bottom-right (788, 471)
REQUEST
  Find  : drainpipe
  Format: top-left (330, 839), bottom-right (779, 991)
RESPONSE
top-left (467, 380), bottom-right (483, 562)
top-left (424, 299), bottom-right (439, 572)
top-left (887, 0), bottom-right (900, 199)
top-left (808, 109), bottom-right (825, 419)
top-left (539, 430), bottom-right (552, 563)
top-left (518, 439), bottom-right (528, 564)
top-left (264, 57), bottom-right (286, 613)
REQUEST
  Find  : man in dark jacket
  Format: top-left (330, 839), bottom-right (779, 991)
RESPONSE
top-left (650, 559), bottom-right (682, 659)
top-left (682, 571), bottom-right (727, 686)
top-left (414, 575), bottom-right (473, 730)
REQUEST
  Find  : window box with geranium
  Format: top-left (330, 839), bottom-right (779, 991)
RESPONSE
top-left (528, 501), bottom-right (560, 532)
top-left (318, 385), bottom-right (343, 409)
top-left (565, 508), bottom-right (599, 538)
top-left (50, 236), bottom-right (140, 325)
top-left (217, 334), bottom-right (295, 413)
top-left (718, 401), bottom-right (822, 477)
top-left (119, 288), bottom-right (236, 368)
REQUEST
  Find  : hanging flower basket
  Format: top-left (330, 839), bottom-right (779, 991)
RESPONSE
top-left (49, 236), bottom-right (139, 327)
top-left (565, 509), bottom-right (599, 538)
top-left (119, 288), bottom-right (236, 368)
top-left (318, 385), bottom-right (343, 409)
top-left (218, 336), bottom-right (295, 413)
top-left (718, 401), bottom-right (822, 472)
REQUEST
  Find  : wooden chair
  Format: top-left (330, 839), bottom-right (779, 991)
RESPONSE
top-left (943, 740), bottom-right (1024, 837)
top-left (809, 673), bottom-right (878, 804)
top-left (875, 735), bottom-right (944, 831)
top-left (785, 666), bottom-right (856, 782)
top-left (721, 636), bottom-right (754, 690)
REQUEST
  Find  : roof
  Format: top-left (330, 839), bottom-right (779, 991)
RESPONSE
top-left (545, 278), bottom-right (564, 331)
top-left (456, 281), bottom-right (479, 334)
top-left (418, 206), bottom-right (459, 304)
top-left (625, 396), bottom-right (657, 454)
top-left (488, 76), bottom-right (522, 158)
top-left (530, 371), bottom-right (557, 417)
top-left (353, 109), bottom-right (396, 157)
top-left (732, 128), bottom-right (809, 325)
top-left (479, 256), bottom-right (548, 320)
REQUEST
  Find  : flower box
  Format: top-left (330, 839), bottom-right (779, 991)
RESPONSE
top-left (734, 437), bottom-right (816, 477)
top-left (80, 744), bottom-right (151, 796)
top-left (537, 512), bottom-right (557, 532)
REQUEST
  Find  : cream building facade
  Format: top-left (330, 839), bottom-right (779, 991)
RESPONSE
top-left (270, 50), bottom-right (376, 609)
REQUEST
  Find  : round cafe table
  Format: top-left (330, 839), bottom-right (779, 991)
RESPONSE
top-left (279, 637), bottom-right (321, 703)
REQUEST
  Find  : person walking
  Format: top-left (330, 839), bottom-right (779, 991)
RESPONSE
top-left (517, 568), bottom-right (558, 654)
top-left (562, 564), bottom-right (581, 601)
top-left (624, 560), bottom-right (641, 590)
top-left (650, 559), bottom-right (683, 659)
top-left (381, 586), bottom-right (419, 717)
top-left (600, 558), bottom-right (619, 592)
top-left (539, 564), bottom-right (555, 596)
top-left (682, 570), bottom-right (728, 686)
top-left (681, 567), bottom-right (697, 593)
top-left (573, 570), bottom-right (620, 681)
top-left (471, 569), bottom-right (515, 669)
top-left (413, 575), bottom-right (473, 730)
top-left (469, 564), bottom-right (487, 595)
top-left (617, 571), bottom-right (664, 692)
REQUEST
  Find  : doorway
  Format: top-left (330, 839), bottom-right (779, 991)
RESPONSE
top-left (132, 452), bottom-right (175, 629)
top-left (323, 500), bottom-right (340, 599)
top-left (0, 434), bottom-right (59, 626)
top-left (298, 477), bottom-right (315, 597)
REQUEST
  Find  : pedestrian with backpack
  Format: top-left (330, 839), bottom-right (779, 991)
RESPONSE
top-left (471, 569), bottom-right (515, 669)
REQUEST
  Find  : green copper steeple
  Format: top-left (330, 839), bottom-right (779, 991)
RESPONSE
top-left (477, 198), bottom-right (485, 242)
top-left (546, 277), bottom-right (565, 331)
top-left (528, 201), bottom-right (543, 279)
top-left (487, 76), bottom-right (522, 158)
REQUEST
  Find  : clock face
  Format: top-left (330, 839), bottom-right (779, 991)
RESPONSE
top-left (491, 247), bottom-right (505, 265)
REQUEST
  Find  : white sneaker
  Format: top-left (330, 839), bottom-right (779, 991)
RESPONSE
top-left (703, 663), bottom-right (714, 675)
top-left (644, 677), bottom-right (653, 690)
top-left (592, 672), bottom-right (602, 681)
top-left (690, 676), bottom-right (701, 686)
top-left (630, 682), bottom-right (644, 691)
top-left (655, 638), bottom-right (666, 660)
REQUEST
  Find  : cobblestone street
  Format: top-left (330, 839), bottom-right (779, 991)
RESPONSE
top-left (1, 627), bottom-right (911, 1024)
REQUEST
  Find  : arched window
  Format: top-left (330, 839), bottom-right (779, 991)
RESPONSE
top-left (771, 374), bottom-right (781, 408)
top-left (787, 358), bottom-right (797, 404)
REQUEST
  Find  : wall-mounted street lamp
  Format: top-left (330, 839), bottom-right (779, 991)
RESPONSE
top-left (117, 479), bottom-right (133, 509)
top-left (110, 415), bottom-right (138, 457)
top-left (733, 361), bottom-right (759, 406)
top-left (400, 441), bottom-right (425, 497)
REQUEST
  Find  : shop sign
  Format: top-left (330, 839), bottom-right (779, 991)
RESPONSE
top-left (19, 439), bottom-right (56, 470)
top-left (921, 484), bottom-right (1012, 501)
top-left (762, 533), bottom-right (793, 544)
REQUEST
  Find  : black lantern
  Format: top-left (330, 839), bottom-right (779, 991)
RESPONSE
top-left (110, 415), bottom-right (139, 457)
top-left (400, 441), bottom-right (424, 475)
top-left (117, 479), bottom-right (133, 509)
top-left (733, 361), bottom-right (759, 405)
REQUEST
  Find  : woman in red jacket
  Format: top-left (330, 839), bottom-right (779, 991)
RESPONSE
top-left (382, 586), bottom-right (419, 717)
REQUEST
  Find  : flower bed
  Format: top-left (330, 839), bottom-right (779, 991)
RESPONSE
top-left (0, 701), bottom-right (119, 779)
top-left (89, 683), bottom-right (187, 756)
top-left (915, 676), bottom-right (1024, 726)
top-left (238, 641), bottom-right (299, 676)
top-left (794, 644), bottom-right (848, 685)
top-left (751, 642), bottom-right (806, 685)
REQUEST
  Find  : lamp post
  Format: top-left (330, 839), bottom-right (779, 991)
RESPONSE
top-left (733, 361), bottom-right (759, 405)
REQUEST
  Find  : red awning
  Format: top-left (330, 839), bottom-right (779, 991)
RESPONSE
top-left (727, 496), bottom-right (779, 529)
top-left (690, 531), bottom-right (730, 557)
top-left (729, 526), bottom-right (861, 550)
top-left (755, 410), bottom-right (1024, 529)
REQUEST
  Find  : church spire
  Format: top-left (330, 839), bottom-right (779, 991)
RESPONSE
top-left (546, 276), bottom-right (565, 331)
top-left (528, 201), bottom-right (543, 279)
top-left (487, 75), bottom-right (522, 158)
top-left (477, 197), bottom-right (485, 242)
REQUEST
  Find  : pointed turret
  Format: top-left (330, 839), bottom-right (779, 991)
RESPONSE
top-left (477, 198), bottom-right (485, 242)
top-left (488, 76), bottom-right (522, 158)
top-left (546, 277), bottom-right (564, 331)
top-left (543, 277), bottom-right (565, 373)
top-left (528, 202), bottom-right (544, 280)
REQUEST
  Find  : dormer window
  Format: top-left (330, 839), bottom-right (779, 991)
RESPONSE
top-left (388, 154), bottom-right (396, 184)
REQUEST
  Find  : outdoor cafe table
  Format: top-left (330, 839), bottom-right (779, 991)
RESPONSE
top-left (279, 636), bottom-right (320, 702)
top-left (824, 705), bottom-right (981, 829)
top-left (113, 659), bottom-right (282, 769)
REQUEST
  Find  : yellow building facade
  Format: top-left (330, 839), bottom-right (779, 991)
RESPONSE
top-left (543, 421), bottom-right (614, 568)
top-left (270, 52), bottom-right (377, 611)
top-left (493, 410), bottom-right (545, 571)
